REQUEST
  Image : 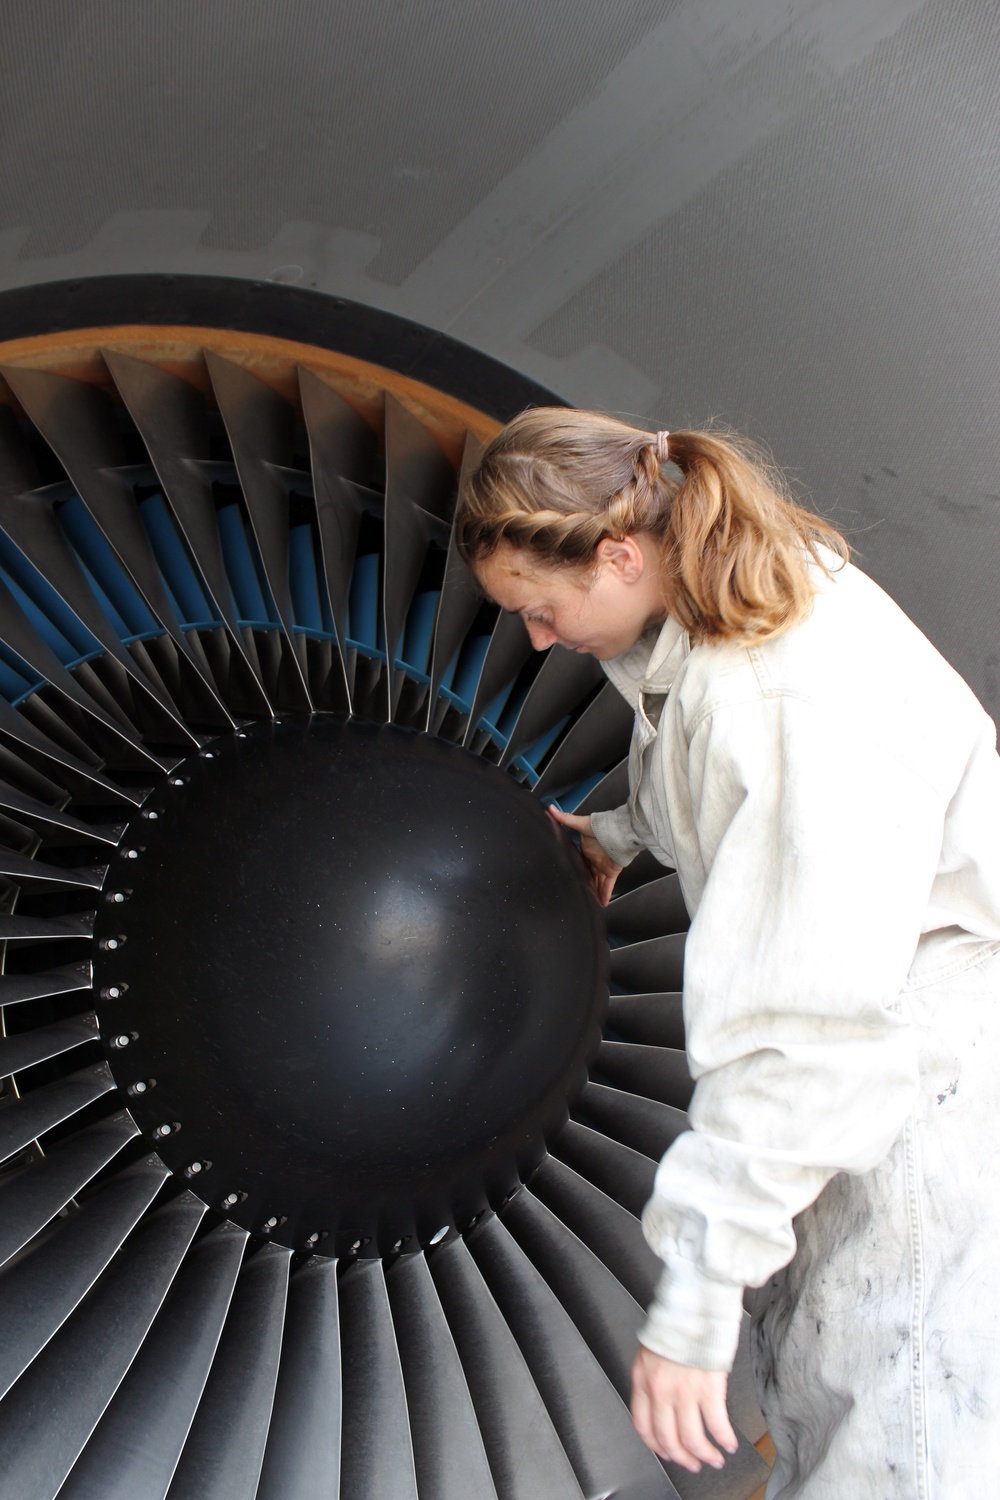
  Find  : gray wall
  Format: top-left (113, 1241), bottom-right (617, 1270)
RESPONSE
top-left (2, 0), bottom-right (999, 717)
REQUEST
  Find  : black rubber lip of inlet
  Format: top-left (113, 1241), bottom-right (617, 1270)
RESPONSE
top-left (0, 274), bottom-right (567, 424)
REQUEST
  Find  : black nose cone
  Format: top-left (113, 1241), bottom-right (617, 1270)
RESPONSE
top-left (98, 717), bottom-right (608, 1254)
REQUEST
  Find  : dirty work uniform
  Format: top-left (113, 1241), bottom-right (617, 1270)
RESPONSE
top-left (589, 556), bottom-right (1000, 1498)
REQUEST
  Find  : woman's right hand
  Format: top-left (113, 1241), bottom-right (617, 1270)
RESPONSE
top-left (547, 806), bottom-right (623, 906)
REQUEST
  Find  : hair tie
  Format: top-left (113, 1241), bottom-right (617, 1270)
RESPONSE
top-left (655, 429), bottom-right (670, 463)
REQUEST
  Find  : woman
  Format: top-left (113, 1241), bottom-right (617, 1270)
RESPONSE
top-left (455, 410), bottom-right (1000, 1498)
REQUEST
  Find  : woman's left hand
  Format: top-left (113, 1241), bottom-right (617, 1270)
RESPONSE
top-left (631, 1346), bottom-right (739, 1473)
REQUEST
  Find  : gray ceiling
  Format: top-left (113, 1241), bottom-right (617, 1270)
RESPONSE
top-left (2, 0), bottom-right (999, 720)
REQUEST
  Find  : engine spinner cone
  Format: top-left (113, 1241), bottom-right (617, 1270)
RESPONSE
top-left (97, 717), bottom-right (608, 1255)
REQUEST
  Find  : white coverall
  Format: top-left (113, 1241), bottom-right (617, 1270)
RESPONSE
top-left (589, 556), bottom-right (1000, 1498)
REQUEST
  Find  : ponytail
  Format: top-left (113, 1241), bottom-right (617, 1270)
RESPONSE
top-left (456, 409), bottom-right (848, 644)
top-left (662, 429), bottom-right (848, 641)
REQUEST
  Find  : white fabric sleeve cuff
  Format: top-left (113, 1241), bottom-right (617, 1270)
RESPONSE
top-left (638, 1257), bottom-right (745, 1372)
top-left (589, 804), bottom-right (643, 867)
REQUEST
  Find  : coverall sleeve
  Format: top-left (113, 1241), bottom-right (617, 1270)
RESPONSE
top-left (637, 693), bottom-right (939, 1371)
top-left (590, 802), bottom-right (644, 867)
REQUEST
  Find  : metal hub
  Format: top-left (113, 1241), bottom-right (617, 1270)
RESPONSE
top-left (96, 717), bottom-right (607, 1255)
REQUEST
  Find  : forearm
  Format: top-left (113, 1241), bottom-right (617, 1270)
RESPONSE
top-left (639, 1016), bottom-right (919, 1369)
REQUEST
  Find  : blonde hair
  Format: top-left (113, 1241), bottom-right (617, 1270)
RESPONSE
top-left (456, 408), bottom-right (848, 644)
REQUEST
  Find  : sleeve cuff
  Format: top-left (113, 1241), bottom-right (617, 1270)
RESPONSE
top-left (590, 804), bottom-right (643, 867)
top-left (638, 1257), bottom-right (745, 1372)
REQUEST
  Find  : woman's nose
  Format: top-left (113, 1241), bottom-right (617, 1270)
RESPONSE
top-left (525, 620), bottom-right (558, 650)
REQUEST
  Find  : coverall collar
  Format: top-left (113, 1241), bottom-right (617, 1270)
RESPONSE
top-left (600, 614), bottom-right (688, 709)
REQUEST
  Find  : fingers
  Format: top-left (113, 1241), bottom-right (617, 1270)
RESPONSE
top-left (641, 1388), bottom-right (718, 1473)
top-left (631, 1360), bottom-right (680, 1464)
top-left (648, 1405), bottom-right (686, 1469)
top-left (588, 841), bottom-right (622, 905)
top-left (703, 1385), bottom-right (739, 1458)
top-left (546, 805), bottom-right (591, 834)
top-left (584, 851), bottom-right (619, 906)
top-left (630, 1352), bottom-right (736, 1475)
top-left (547, 805), bottom-right (621, 904)
top-left (674, 1402), bottom-right (726, 1471)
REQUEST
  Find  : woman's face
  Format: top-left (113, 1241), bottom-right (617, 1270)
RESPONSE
top-left (475, 536), bottom-right (666, 660)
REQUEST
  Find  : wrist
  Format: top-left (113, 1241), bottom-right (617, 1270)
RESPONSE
top-left (590, 804), bottom-right (642, 867)
top-left (639, 1260), bottom-right (744, 1373)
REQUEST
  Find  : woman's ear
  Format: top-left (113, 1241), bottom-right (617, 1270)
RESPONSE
top-left (595, 535), bottom-right (646, 582)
